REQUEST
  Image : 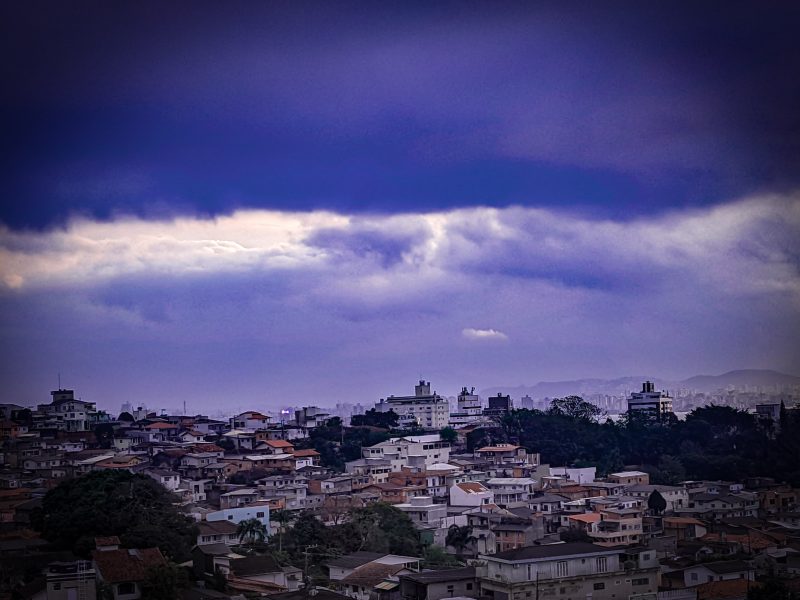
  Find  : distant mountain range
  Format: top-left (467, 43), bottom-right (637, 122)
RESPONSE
top-left (480, 369), bottom-right (800, 399)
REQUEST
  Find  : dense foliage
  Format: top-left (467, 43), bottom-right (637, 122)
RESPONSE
top-left (32, 470), bottom-right (197, 560)
top-left (274, 503), bottom-right (421, 569)
top-left (479, 400), bottom-right (800, 485)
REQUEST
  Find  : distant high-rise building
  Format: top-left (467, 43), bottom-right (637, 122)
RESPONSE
top-left (484, 393), bottom-right (513, 418)
top-left (519, 395), bottom-right (534, 410)
top-left (449, 386), bottom-right (484, 427)
top-left (375, 380), bottom-right (450, 429)
top-left (627, 381), bottom-right (673, 418)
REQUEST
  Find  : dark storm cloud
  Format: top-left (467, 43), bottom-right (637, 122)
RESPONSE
top-left (1, 1), bottom-right (798, 227)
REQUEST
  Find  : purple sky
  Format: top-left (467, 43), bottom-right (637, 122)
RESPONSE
top-left (1, 1), bottom-right (799, 412)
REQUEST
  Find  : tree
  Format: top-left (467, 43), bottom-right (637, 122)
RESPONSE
top-left (344, 503), bottom-right (421, 556)
top-left (140, 563), bottom-right (187, 600)
top-left (548, 396), bottom-right (604, 421)
top-left (118, 411), bottom-right (135, 422)
top-left (93, 423), bottom-right (115, 449)
top-left (271, 509), bottom-right (292, 552)
top-left (560, 528), bottom-right (592, 543)
top-left (423, 545), bottom-right (459, 567)
top-left (445, 524), bottom-right (477, 559)
top-left (439, 426), bottom-right (458, 444)
top-left (31, 471), bottom-right (197, 561)
top-left (237, 518), bottom-right (268, 546)
top-left (350, 409), bottom-right (399, 429)
top-left (647, 490), bottom-right (667, 515)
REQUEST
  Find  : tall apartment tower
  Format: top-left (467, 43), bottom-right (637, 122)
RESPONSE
top-left (375, 380), bottom-right (450, 430)
top-left (627, 381), bottom-right (673, 418)
top-left (449, 386), bottom-right (483, 427)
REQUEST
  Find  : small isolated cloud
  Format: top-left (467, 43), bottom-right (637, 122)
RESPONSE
top-left (462, 327), bottom-right (509, 341)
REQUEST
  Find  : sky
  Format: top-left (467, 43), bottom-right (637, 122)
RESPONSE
top-left (1, 1), bottom-right (799, 413)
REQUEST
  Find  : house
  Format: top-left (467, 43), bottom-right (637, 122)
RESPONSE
top-left (607, 471), bottom-right (650, 486)
top-left (230, 411), bottom-right (271, 430)
top-left (336, 562), bottom-right (414, 600)
top-left (44, 561), bottom-right (97, 600)
top-left (627, 484), bottom-right (689, 511)
top-left (144, 468), bottom-right (181, 492)
top-left (92, 547), bottom-right (167, 600)
top-left (220, 488), bottom-right (260, 509)
top-left (399, 566), bottom-right (479, 600)
top-left (485, 478), bottom-right (536, 508)
top-left (663, 517), bottom-right (708, 541)
top-left (207, 503), bottom-right (270, 528)
top-left (479, 542), bottom-right (660, 600)
top-left (197, 520), bottom-right (240, 547)
top-left (683, 560), bottom-right (755, 587)
top-left (220, 555), bottom-right (302, 594)
top-left (394, 496), bottom-right (448, 527)
top-left (360, 435), bottom-right (450, 471)
top-left (450, 481), bottom-right (494, 507)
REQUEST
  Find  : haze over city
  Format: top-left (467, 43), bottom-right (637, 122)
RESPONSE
top-left (2, 2), bottom-right (799, 411)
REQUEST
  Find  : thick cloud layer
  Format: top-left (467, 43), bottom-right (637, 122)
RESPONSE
top-left (1, 195), bottom-right (798, 412)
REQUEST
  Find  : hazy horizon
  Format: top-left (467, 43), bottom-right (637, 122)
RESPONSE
top-left (2, 2), bottom-right (799, 413)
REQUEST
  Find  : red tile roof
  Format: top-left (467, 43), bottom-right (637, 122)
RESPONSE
top-left (92, 547), bottom-right (166, 583)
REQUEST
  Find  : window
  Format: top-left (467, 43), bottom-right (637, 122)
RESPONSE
top-left (117, 582), bottom-right (135, 595)
top-left (53, 583), bottom-right (61, 590)
top-left (596, 557), bottom-right (608, 573)
top-left (593, 583), bottom-right (605, 590)
top-left (257, 512), bottom-right (265, 518)
top-left (632, 578), bottom-right (649, 586)
top-left (466, 583), bottom-right (473, 590)
top-left (690, 573), bottom-right (698, 581)
top-left (556, 561), bottom-right (568, 577)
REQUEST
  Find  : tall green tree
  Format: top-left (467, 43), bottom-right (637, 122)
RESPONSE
top-left (31, 471), bottom-right (197, 561)
top-left (445, 525), bottom-right (477, 559)
top-left (237, 518), bottom-right (268, 545)
top-left (647, 490), bottom-right (667, 515)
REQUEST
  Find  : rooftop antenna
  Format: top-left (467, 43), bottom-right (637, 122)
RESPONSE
top-left (58, 372), bottom-right (61, 389)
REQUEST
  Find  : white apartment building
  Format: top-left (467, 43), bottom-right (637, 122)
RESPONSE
top-left (485, 478), bottom-right (537, 508)
top-left (395, 495), bottom-right (448, 527)
top-left (450, 481), bottom-right (494, 507)
top-left (449, 386), bottom-right (484, 427)
top-left (360, 434), bottom-right (450, 471)
top-left (37, 390), bottom-right (100, 432)
top-left (627, 381), bottom-right (673, 417)
top-left (375, 380), bottom-right (450, 429)
top-left (480, 542), bottom-right (660, 600)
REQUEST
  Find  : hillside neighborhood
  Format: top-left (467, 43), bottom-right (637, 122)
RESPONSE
top-left (1, 382), bottom-right (800, 600)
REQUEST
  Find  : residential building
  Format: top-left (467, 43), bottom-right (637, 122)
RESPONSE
top-left (399, 566), bottom-right (479, 600)
top-left (608, 471), bottom-right (650, 486)
top-left (450, 481), bottom-right (494, 507)
top-left (44, 561), bottom-right (97, 600)
top-left (627, 381), bottom-right (673, 418)
top-left (479, 542), bottom-right (660, 600)
top-left (359, 435), bottom-right (450, 471)
top-left (485, 478), bottom-right (536, 508)
top-left (449, 387), bottom-right (484, 428)
top-left (394, 496), bottom-right (448, 527)
top-left (374, 381), bottom-right (450, 430)
top-left (92, 546), bottom-right (167, 600)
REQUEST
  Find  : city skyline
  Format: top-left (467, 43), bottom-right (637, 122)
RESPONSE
top-left (2, 2), bottom-right (799, 410)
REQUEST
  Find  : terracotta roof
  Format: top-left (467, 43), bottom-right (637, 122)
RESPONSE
top-left (92, 547), bottom-right (166, 583)
top-left (198, 520), bottom-right (238, 535)
top-left (293, 449), bottom-right (320, 457)
top-left (95, 536), bottom-right (121, 547)
top-left (265, 440), bottom-right (294, 448)
top-left (145, 422), bottom-right (175, 430)
top-left (696, 579), bottom-right (754, 600)
top-left (457, 482), bottom-right (489, 494)
top-left (568, 513), bottom-right (601, 523)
